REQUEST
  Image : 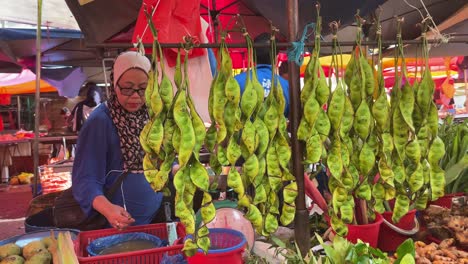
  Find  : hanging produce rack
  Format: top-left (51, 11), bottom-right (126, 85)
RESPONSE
top-left (84, 37), bottom-right (465, 257)
top-left (87, 39), bottom-right (468, 49)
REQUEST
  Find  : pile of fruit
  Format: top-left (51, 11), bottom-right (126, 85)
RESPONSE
top-left (0, 231), bottom-right (77, 264)
top-left (9, 173), bottom-right (33, 185)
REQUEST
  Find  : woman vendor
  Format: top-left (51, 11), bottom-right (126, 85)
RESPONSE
top-left (72, 51), bottom-right (163, 230)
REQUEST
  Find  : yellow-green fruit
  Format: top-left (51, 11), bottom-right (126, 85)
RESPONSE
top-left (0, 255), bottom-right (24, 264)
top-left (21, 241), bottom-right (46, 260)
top-left (24, 250), bottom-right (51, 264)
top-left (40, 237), bottom-right (53, 249)
top-left (0, 243), bottom-right (21, 258)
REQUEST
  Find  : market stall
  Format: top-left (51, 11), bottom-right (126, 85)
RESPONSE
top-left (0, 0), bottom-right (466, 263)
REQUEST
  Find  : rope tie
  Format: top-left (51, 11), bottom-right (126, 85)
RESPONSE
top-left (376, 25), bottom-right (382, 35)
top-left (403, 0), bottom-right (451, 45)
top-left (287, 22), bottom-right (315, 66)
top-left (133, 1), bottom-right (160, 55)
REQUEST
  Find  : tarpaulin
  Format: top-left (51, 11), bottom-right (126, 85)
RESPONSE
top-left (132, 0), bottom-right (205, 67)
top-left (0, 69), bottom-right (58, 95)
top-left (0, 80), bottom-right (57, 95)
top-left (0, 69), bottom-right (37, 86)
top-left (0, 28), bottom-right (82, 41)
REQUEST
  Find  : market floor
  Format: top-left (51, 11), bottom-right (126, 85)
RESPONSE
top-left (0, 184), bottom-right (32, 240)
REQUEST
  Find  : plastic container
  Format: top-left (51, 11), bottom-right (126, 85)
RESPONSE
top-left (0, 228), bottom-right (80, 247)
top-left (431, 193), bottom-right (465, 209)
top-left (326, 213), bottom-right (383, 248)
top-left (87, 232), bottom-right (165, 256)
top-left (187, 228), bottom-right (247, 264)
top-left (75, 223), bottom-right (184, 264)
top-left (345, 213), bottom-right (383, 248)
top-left (30, 183), bottom-right (43, 196)
top-left (378, 209), bottom-right (418, 252)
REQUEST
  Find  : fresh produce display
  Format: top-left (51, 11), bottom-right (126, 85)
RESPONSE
top-left (298, 11), bottom-right (380, 235)
top-left (8, 172), bottom-right (33, 185)
top-left (413, 239), bottom-right (468, 264)
top-left (139, 11), bottom-right (214, 256)
top-left (207, 27), bottom-right (297, 236)
top-left (296, 13), bottom-right (446, 236)
top-left (140, 9), bottom-right (176, 195)
top-left (423, 204), bottom-right (468, 249)
top-left (388, 20), bottom-right (446, 221)
top-left (0, 232), bottom-right (77, 264)
top-left (438, 116), bottom-right (468, 194)
top-left (133, 5), bottom-right (458, 257)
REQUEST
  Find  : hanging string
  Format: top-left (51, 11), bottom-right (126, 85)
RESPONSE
top-left (133, 0), bottom-right (161, 51)
top-left (287, 22), bottom-right (315, 66)
top-left (402, 0), bottom-right (451, 45)
top-left (207, 0), bottom-right (214, 41)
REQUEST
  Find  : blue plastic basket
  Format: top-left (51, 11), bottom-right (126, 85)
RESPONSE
top-left (87, 232), bottom-right (166, 256)
top-left (188, 228), bottom-right (247, 264)
top-left (202, 228), bottom-right (246, 253)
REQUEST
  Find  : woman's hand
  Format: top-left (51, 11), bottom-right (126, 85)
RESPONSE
top-left (92, 195), bottom-right (135, 230)
top-left (104, 204), bottom-right (135, 230)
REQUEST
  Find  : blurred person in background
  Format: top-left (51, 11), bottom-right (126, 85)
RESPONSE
top-left (69, 82), bottom-right (103, 133)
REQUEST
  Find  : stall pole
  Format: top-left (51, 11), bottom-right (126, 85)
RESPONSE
top-left (287, 0), bottom-right (309, 256)
top-left (212, 0), bottom-right (218, 43)
top-left (465, 69), bottom-right (467, 113)
top-left (16, 96), bottom-right (21, 129)
top-left (33, 0), bottom-right (43, 197)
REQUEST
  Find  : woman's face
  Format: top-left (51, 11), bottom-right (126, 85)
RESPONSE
top-left (115, 68), bottom-right (148, 112)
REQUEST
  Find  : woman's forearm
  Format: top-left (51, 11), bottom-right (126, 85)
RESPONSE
top-left (92, 195), bottom-right (113, 218)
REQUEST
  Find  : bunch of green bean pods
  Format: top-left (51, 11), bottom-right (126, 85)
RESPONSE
top-left (414, 27), bottom-right (445, 209)
top-left (298, 14), bottom-right (330, 166)
top-left (370, 20), bottom-right (395, 217)
top-left (139, 14), bottom-right (216, 255)
top-left (296, 13), bottom-right (449, 237)
top-left (205, 30), bottom-right (297, 237)
top-left (204, 34), bottom-right (263, 236)
top-left (138, 15), bottom-right (176, 196)
top-left (261, 32), bottom-right (296, 232)
top-left (172, 48), bottom-right (216, 256)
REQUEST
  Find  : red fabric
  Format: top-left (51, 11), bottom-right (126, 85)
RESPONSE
top-left (0, 116), bottom-right (3, 131)
top-left (132, 0), bottom-right (205, 67)
top-left (199, 0), bottom-right (272, 69)
top-left (0, 94), bottom-right (11, 105)
top-left (303, 174), bottom-right (328, 213)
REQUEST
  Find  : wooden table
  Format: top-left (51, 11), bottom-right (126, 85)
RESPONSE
top-left (0, 136), bottom-right (78, 182)
top-left (36, 135), bottom-right (78, 145)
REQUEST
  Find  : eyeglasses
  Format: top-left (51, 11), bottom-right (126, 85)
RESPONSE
top-left (117, 83), bottom-right (146, 97)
